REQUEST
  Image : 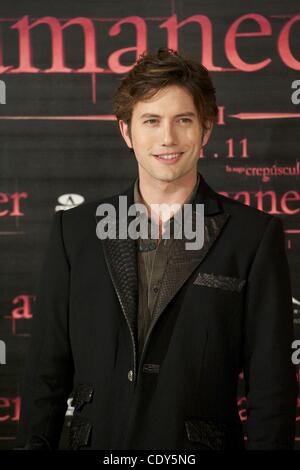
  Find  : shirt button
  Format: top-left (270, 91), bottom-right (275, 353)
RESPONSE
top-left (153, 287), bottom-right (159, 293)
top-left (128, 370), bottom-right (133, 382)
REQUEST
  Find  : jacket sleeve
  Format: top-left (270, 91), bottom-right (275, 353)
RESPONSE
top-left (243, 215), bottom-right (297, 449)
top-left (15, 210), bottom-right (74, 450)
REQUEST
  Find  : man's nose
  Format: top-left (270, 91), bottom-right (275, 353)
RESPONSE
top-left (161, 122), bottom-right (177, 146)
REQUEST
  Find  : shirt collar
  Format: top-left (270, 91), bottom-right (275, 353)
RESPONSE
top-left (133, 172), bottom-right (201, 230)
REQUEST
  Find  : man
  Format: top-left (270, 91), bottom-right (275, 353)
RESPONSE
top-left (16, 48), bottom-right (297, 450)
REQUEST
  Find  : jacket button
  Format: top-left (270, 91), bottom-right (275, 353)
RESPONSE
top-left (128, 370), bottom-right (133, 382)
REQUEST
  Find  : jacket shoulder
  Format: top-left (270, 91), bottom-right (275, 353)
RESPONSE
top-left (61, 193), bottom-right (120, 224)
top-left (216, 192), bottom-right (285, 253)
top-left (55, 193), bottom-right (121, 256)
top-left (217, 192), bottom-right (275, 225)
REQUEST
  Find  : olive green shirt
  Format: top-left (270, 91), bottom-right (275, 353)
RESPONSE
top-left (134, 172), bottom-right (201, 360)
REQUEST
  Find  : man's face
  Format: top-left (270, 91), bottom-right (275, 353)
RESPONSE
top-left (118, 84), bottom-right (213, 185)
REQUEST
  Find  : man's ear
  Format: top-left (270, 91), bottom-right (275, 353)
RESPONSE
top-left (201, 121), bottom-right (214, 148)
top-left (118, 120), bottom-right (133, 149)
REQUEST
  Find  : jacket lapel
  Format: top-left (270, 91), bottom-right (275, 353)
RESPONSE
top-left (95, 185), bottom-right (139, 342)
top-left (95, 175), bottom-right (230, 348)
top-left (152, 210), bottom-right (230, 323)
top-left (142, 177), bottom-right (230, 354)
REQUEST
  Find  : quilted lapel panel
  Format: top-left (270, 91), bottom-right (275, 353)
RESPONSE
top-left (100, 234), bottom-right (138, 338)
top-left (152, 212), bottom-right (230, 322)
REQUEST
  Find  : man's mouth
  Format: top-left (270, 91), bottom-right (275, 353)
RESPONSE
top-left (153, 152), bottom-right (184, 162)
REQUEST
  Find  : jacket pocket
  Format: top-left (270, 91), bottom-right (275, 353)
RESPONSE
top-left (69, 384), bottom-right (94, 450)
top-left (68, 415), bottom-right (92, 450)
top-left (193, 272), bottom-right (246, 293)
top-left (184, 418), bottom-right (227, 450)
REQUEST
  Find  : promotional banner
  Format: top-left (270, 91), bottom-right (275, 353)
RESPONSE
top-left (0, 0), bottom-right (299, 449)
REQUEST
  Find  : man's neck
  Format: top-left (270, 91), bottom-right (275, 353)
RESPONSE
top-left (137, 169), bottom-right (199, 229)
top-left (138, 170), bottom-right (197, 205)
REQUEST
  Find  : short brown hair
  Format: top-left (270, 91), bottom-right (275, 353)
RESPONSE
top-left (113, 47), bottom-right (218, 133)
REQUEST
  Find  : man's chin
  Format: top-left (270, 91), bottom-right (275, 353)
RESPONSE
top-left (139, 165), bottom-right (185, 184)
top-left (151, 173), bottom-right (179, 184)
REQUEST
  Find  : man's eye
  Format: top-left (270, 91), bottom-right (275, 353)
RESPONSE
top-left (179, 118), bottom-right (192, 123)
top-left (143, 118), bottom-right (192, 125)
top-left (144, 119), bottom-right (157, 124)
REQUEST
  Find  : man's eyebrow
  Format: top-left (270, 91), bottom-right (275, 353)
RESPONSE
top-left (140, 112), bottom-right (196, 119)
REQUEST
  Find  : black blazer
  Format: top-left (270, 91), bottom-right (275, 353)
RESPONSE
top-left (16, 174), bottom-right (297, 450)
